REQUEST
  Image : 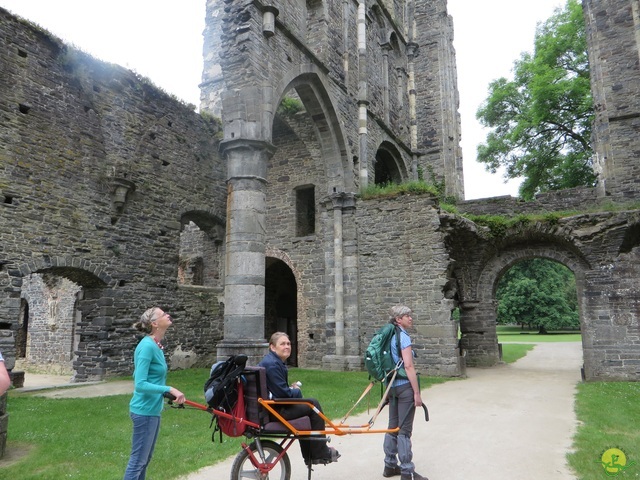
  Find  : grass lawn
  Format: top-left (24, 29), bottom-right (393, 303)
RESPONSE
top-left (1, 369), bottom-right (447, 479)
top-left (497, 325), bottom-right (582, 343)
top-left (3, 339), bottom-right (638, 479)
top-left (567, 381), bottom-right (640, 479)
top-left (501, 343), bottom-right (535, 363)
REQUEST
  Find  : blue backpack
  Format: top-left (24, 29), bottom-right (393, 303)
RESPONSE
top-left (364, 324), bottom-right (407, 383)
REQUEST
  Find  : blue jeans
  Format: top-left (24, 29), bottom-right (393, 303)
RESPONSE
top-left (124, 413), bottom-right (161, 480)
top-left (383, 383), bottom-right (417, 474)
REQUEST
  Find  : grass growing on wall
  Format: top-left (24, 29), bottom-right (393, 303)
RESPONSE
top-left (359, 181), bottom-right (439, 200)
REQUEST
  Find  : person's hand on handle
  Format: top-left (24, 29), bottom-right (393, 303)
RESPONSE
top-left (168, 387), bottom-right (185, 404)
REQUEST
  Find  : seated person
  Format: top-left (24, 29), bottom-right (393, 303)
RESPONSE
top-left (258, 332), bottom-right (340, 466)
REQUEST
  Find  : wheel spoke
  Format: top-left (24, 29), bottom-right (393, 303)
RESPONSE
top-left (264, 451), bottom-right (277, 464)
top-left (231, 440), bottom-right (291, 480)
top-left (238, 467), bottom-right (259, 479)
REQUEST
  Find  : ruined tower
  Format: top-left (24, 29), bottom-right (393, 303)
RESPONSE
top-left (200, 0), bottom-right (463, 365)
top-left (2, 0), bottom-right (639, 392)
top-left (583, 0), bottom-right (640, 199)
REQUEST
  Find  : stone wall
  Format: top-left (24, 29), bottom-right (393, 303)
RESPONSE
top-left (583, 0), bottom-right (640, 199)
top-left (265, 113), bottom-right (330, 367)
top-left (357, 194), bottom-right (460, 376)
top-left (457, 187), bottom-right (601, 217)
top-left (0, 8), bottom-right (227, 379)
top-left (414, 0), bottom-right (464, 198)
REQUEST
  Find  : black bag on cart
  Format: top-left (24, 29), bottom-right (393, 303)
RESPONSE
top-left (204, 354), bottom-right (249, 440)
top-left (204, 354), bottom-right (248, 411)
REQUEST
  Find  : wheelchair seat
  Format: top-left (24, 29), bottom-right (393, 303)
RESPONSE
top-left (243, 366), bottom-right (312, 433)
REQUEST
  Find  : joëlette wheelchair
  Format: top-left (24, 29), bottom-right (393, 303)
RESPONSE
top-left (166, 365), bottom-right (401, 480)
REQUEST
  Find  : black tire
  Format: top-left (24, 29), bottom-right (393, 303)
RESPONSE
top-left (229, 439), bottom-right (291, 480)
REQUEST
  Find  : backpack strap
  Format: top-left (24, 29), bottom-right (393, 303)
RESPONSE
top-left (210, 415), bottom-right (223, 443)
top-left (392, 326), bottom-right (407, 378)
top-left (368, 368), bottom-right (397, 427)
top-left (394, 326), bottom-right (402, 365)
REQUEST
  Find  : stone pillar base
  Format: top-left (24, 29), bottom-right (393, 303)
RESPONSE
top-left (322, 355), bottom-right (362, 372)
top-left (457, 353), bottom-right (467, 378)
top-left (217, 341), bottom-right (269, 367)
top-left (9, 370), bottom-right (24, 389)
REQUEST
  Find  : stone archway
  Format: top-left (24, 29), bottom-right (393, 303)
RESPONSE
top-left (10, 257), bottom-right (115, 381)
top-left (265, 248), bottom-right (306, 367)
top-left (265, 257), bottom-right (299, 366)
top-left (20, 272), bottom-right (82, 375)
top-left (374, 141), bottom-right (407, 185)
top-left (275, 69), bottom-right (354, 193)
top-left (460, 244), bottom-right (589, 368)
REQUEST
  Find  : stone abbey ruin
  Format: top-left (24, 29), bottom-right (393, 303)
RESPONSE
top-left (1, 0), bottom-right (639, 388)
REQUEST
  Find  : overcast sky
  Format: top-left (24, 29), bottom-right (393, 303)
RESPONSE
top-left (1, 0), bottom-right (565, 200)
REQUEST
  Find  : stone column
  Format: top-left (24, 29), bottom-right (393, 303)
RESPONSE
top-left (331, 194), bottom-right (345, 356)
top-left (459, 300), bottom-right (500, 367)
top-left (217, 139), bottom-right (272, 365)
top-left (322, 192), bottom-right (360, 371)
top-left (357, 1), bottom-right (369, 189)
top-left (0, 332), bottom-right (13, 459)
top-left (381, 43), bottom-right (391, 125)
top-left (407, 41), bottom-right (419, 181)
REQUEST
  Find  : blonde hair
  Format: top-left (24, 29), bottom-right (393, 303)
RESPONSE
top-left (132, 307), bottom-right (160, 333)
top-left (268, 331), bottom-right (290, 346)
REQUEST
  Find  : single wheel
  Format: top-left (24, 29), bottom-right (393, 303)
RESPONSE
top-left (230, 439), bottom-right (291, 480)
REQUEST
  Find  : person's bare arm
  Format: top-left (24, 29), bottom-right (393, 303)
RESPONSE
top-left (402, 347), bottom-right (422, 407)
top-left (0, 357), bottom-right (11, 395)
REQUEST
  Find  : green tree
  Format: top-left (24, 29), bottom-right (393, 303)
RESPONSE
top-left (476, 0), bottom-right (596, 200)
top-left (496, 258), bottom-right (579, 332)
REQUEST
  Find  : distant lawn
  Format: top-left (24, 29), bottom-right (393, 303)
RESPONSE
top-left (501, 343), bottom-right (535, 363)
top-left (497, 325), bottom-right (582, 343)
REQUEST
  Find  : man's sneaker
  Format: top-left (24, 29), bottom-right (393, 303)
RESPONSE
top-left (383, 465), bottom-right (402, 477)
top-left (400, 472), bottom-right (429, 480)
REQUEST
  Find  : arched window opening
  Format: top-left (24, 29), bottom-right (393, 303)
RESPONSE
top-left (265, 258), bottom-right (299, 366)
top-left (20, 272), bottom-right (81, 374)
top-left (178, 213), bottom-right (225, 288)
top-left (374, 148), bottom-right (402, 185)
top-left (295, 185), bottom-right (316, 236)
